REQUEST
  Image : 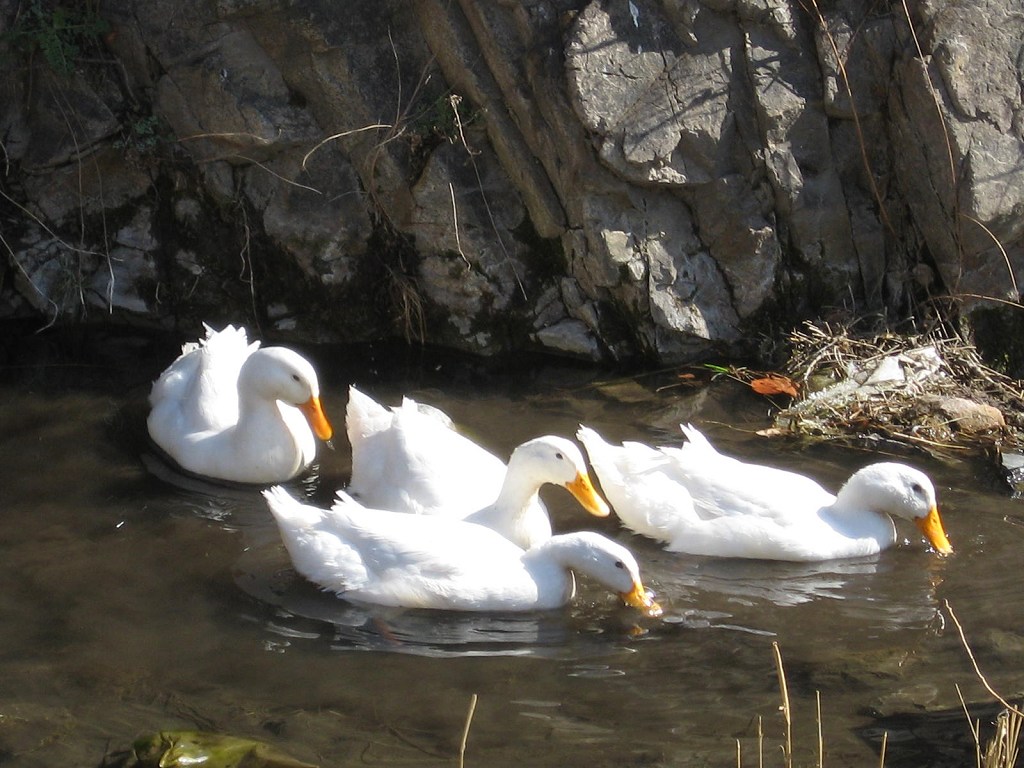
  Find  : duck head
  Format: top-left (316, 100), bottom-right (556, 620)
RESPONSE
top-left (841, 462), bottom-right (952, 554)
top-left (549, 531), bottom-right (663, 616)
top-left (508, 436), bottom-right (611, 517)
top-left (242, 347), bottom-right (333, 440)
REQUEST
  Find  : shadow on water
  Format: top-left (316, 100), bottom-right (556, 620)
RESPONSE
top-left (142, 443), bottom-right (664, 662)
top-left (234, 558), bottom-right (654, 661)
top-left (859, 699), bottom-right (1024, 768)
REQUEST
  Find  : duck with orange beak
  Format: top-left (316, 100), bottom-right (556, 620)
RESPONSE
top-left (147, 324), bottom-right (333, 484)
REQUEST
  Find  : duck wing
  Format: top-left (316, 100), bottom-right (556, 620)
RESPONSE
top-left (346, 388), bottom-right (508, 517)
top-left (264, 487), bottom-right (372, 592)
top-left (658, 445), bottom-right (835, 523)
top-left (150, 324), bottom-right (258, 436)
top-left (656, 425), bottom-right (834, 524)
top-left (576, 426), bottom-right (698, 543)
top-left (325, 491), bottom-right (531, 608)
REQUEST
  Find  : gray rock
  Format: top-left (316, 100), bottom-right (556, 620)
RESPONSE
top-left (919, 395), bottom-right (1006, 435)
top-left (1, 0), bottom-right (1021, 364)
top-left (534, 319), bottom-right (602, 360)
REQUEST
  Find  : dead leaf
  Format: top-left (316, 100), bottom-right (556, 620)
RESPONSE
top-left (750, 375), bottom-right (799, 398)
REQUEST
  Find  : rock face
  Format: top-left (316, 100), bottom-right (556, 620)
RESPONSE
top-left (1, 0), bottom-right (1021, 363)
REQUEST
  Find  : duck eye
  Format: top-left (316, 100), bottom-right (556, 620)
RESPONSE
top-left (911, 482), bottom-right (924, 495)
top-left (291, 373), bottom-right (301, 383)
top-left (555, 452), bottom-right (564, 460)
top-left (614, 560), bottom-right (625, 570)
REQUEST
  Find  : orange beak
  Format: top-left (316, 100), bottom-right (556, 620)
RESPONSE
top-left (298, 396), bottom-right (333, 441)
top-left (915, 505), bottom-right (953, 554)
top-left (622, 580), bottom-right (663, 617)
top-left (565, 472), bottom-right (611, 517)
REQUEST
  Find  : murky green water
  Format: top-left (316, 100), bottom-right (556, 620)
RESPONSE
top-left (1, 326), bottom-right (1021, 767)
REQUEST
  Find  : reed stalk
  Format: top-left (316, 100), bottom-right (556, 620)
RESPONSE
top-left (457, 693), bottom-right (478, 768)
top-left (772, 642), bottom-right (793, 768)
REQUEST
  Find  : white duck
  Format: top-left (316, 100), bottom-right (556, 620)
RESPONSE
top-left (147, 324), bottom-right (333, 484)
top-left (263, 486), bottom-right (662, 615)
top-left (577, 424), bottom-right (953, 562)
top-left (345, 386), bottom-right (609, 548)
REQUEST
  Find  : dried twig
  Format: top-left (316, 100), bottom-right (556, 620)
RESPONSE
top-left (458, 693), bottom-right (478, 768)
top-left (816, 690), bottom-right (823, 768)
top-left (950, 613), bottom-right (1024, 768)
top-left (449, 182), bottom-right (470, 267)
top-left (961, 214), bottom-right (1020, 302)
top-left (945, 600), bottom-right (1023, 717)
top-left (758, 715), bottom-right (764, 768)
top-left (773, 642), bottom-right (793, 768)
top-left (447, 94), bottom-right (526, 300)
top-left (300, 124), bottom-right (393, 171)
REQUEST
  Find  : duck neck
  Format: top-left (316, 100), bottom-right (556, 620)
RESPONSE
top-left (467, 471), bottom-right (544, 546)
top-left (492, 471), bottom-right (541, 517)
top-left (833, 475), bottom-right (886, 518)
top-left (526, 533), bottom-right (589, 569)
top-left (827, 480), bottom-right (898, 543)
top-left (522, 539), bottom-right (577, 601)
top-left (233, 390), bottom-right (300, 459)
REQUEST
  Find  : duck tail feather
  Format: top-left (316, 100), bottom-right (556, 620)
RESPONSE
top-left (263, 486), bottom-right (321, 528)
top-left (679, 423), bottom-right (716, 452)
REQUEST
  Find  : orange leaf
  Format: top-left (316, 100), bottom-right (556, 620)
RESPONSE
top-left (750, 375), bottom-right (799, 398)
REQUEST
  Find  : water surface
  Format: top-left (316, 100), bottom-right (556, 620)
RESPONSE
top-left (1, 326), bottom-right (1021, 767)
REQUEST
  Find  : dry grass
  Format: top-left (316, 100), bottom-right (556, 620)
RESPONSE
top-left (458, 693), bottom-right (478, 768)
top-left (946, 601), bottom-right (1024, 768)
top-left (384, 263), bottom-right (426, 344)
top-left (746, 607), bottom-right (1022, 768)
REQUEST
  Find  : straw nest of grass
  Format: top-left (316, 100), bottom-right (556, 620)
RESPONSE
top-left (760, 321), bottom-right (1024, 460)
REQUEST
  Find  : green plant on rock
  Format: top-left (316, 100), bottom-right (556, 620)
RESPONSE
top-left (114, 113), bottom-right (163, 156)
top-left (4, 0), bottom-right (110, 75)
top-left (407, 92), bottom-right (481, 158)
